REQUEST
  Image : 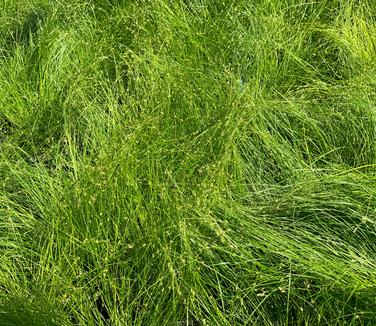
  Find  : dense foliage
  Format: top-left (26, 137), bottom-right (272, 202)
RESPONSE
top-left (1, 0), bottom-right (376, 325)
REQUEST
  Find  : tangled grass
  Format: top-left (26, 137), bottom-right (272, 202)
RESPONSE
top-left (1, 1), bottom-right (376, 325)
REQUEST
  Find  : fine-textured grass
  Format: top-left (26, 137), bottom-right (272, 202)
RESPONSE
top-left (1, 0), bottom-right (376, 325)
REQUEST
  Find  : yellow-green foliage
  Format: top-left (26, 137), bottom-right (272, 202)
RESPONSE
top-left (1, 1), bottom-right (376, 325)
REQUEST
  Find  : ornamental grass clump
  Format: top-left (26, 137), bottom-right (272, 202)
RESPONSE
top-left (1, 1), bottom-right (376, 325)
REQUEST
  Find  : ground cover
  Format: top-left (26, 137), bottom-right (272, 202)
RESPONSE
top-left (1, 0), bottom-right (376, 325)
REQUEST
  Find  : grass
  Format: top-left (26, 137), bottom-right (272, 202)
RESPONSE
top-left (1, 0), bottom-right (376, 325)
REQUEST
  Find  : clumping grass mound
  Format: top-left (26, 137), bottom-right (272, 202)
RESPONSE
top-left (1, 1), bottom-right (376, 325)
